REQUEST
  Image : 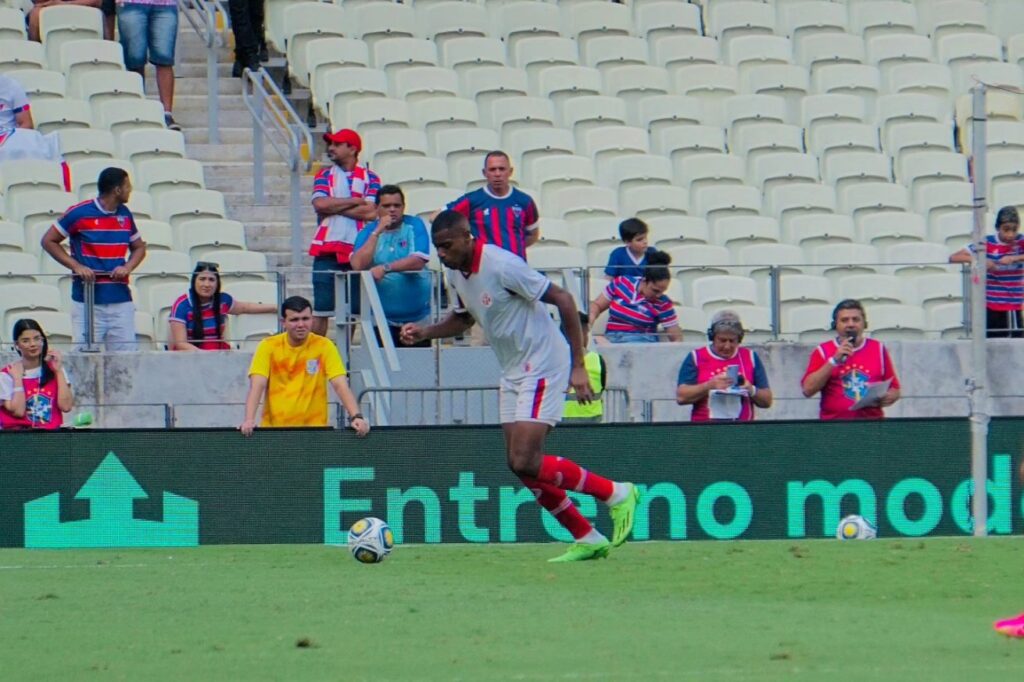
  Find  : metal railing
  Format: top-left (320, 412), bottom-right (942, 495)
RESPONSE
top-left (241, 68), bottom-right (314, 267)
top-left (356, 386), bottom-right (631, 426)
top-left (178, 0), bottom-right (229, 144)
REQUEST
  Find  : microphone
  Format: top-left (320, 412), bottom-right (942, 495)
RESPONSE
top-left (836, 331), bottom-right (857, 365)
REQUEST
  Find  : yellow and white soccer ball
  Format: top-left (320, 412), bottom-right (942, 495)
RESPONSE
top-left (347, 517), bottom-right (395, 563)
top-left (835, 514), bottom-right (878, 540)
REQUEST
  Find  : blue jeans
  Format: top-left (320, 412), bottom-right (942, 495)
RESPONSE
top-left (118, 4), bottom-right (179, 69)
top-left (605, 332), bottom-right (660, 343)
top-left (312, 257), bottom-right (360, 317)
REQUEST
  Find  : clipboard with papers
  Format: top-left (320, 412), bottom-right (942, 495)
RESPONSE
top-left (708, 387), bottom-right (747, 420)
top-left (850, 379), bottom-right (892, 411)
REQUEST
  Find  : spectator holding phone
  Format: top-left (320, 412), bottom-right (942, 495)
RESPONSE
top-left (675, 309), bottom-right (771, 421)
top-left (0, 319), bottom-right (74, 430)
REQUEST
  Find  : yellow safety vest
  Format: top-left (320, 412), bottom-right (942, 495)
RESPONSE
top-left (564, 352), bottom-right (605, 419)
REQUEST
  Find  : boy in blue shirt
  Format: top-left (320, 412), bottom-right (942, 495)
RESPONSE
top-left (604, 218), bottom-right (657, 280)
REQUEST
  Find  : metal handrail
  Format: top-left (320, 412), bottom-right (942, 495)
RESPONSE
top-left (178, 0), bottom-right (228, 144)
top-left (241, 67), bottom-right (314, 268)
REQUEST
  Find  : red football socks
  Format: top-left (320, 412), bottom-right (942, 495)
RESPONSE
top-left (536, 455), bottom-right (614, 502)
top-left (519, 475), bottom-right (593, 540)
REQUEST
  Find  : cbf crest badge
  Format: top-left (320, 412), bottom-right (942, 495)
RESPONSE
top-left (480, 292), bottom-right (493, 307)
top-left (306, 359), bottom-right (320, 375)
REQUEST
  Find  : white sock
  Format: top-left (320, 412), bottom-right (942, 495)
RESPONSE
top-left (579, 529), bottom-right (606, 544)
top-left (605, 482), bottom-right (631, 506)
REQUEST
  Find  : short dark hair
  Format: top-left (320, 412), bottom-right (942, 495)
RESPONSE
top-left (831, 298), bottom-right (866, 328)
top-left (431, 209), bottom-right (470, 237)
top-left (97, 167), bottom-right (129, 195)
top-left (642, 249), bottom-right (672, 283)
top-left (376, 184), bottom-right (405, 205)
top-left (483, 150), bottom-right (510, 167)
top-left (619, 218), bottom-right (648, 242)
top-left (996, 205), bottom-right (1019, 227)
top-left (280, 295), bottom-right (312, 317)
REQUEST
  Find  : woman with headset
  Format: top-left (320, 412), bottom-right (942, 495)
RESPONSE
top-left (675, 310), bottom-right (772, 421)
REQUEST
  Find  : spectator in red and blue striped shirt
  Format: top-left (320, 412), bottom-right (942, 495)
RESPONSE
top-left (168, 261), bottom-right (277, 351)
top-left (41, 167), bottom-right (147, 351)
top-left (435, 151), bottom-right (539, 260)
top-left (950, 205), bottom-right (1024, 338)
top-left (589, 250), bottom-right (683, 343)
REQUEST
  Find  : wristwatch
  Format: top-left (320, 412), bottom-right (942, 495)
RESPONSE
top-left (383, 263), bottom-right (392, 273)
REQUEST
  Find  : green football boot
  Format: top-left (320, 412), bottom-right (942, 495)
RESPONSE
top-left (547, 540), bottom-right (611, 563)
top-left (610, 483), bottom-right (640, 547)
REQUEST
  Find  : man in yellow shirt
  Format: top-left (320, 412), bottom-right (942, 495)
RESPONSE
top-left (239, 296), bottom-right (369, 437)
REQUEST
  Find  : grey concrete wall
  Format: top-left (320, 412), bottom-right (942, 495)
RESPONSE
top-left (3, 339), bottom-right (1020, 428)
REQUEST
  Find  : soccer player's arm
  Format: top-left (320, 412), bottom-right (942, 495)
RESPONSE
top-left (877, 346), bottom-right (901, 407)
top-left (411, 296), bottom-right (475, 342)
top-left (801, 347), bottom-right (831, 398)
top-left (241, 343), bottom-right (271, 434)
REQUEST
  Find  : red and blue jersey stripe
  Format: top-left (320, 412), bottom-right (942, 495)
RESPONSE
top-left (604, 276), bottom-right (678, 334)
top-left (170, 292), bottom-right (235, 350)
top-left (970, 235), bottom-right (1024, 311)
top-left (447, 187), bottom-right (538, 260)
top-left (56, 199), bottom-right (139, 304)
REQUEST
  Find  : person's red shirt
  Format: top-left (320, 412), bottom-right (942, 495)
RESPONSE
top-left (802, 337), bottom-right (900, 420)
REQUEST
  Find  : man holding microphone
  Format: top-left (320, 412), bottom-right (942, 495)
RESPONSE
top-left (801, 299), bottom-right (901, 420)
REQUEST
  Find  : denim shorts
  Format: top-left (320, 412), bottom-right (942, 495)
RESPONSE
top-left (118, 4), bottom-right (179, 69)
top-left (312, 257), bottom-right (353, 316)
top-left (605, 331), bottom-right (661, 344)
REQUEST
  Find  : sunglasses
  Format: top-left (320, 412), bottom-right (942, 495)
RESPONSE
top-left (194, 261), bottom-right (220, 272)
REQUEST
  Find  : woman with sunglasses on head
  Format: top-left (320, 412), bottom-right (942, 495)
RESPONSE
top-left (168, 261), bottom-right (278, 351)
top-left (0, 319), bottom-right (75, 430)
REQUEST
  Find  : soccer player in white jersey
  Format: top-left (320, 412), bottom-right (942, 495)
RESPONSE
top-left (401, 211), bottom-right (639, 562)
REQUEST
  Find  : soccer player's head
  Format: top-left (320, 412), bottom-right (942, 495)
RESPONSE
top-left (482, 150), bottom-right (513, 194)
top-left (280, 296), bottom-right (314, 343)
top-left (995, 205), bottom-right (1020, 244)
top-left (431, 210), bottom-right (473, 270)
top-left (97, 167), bottom-right (131, 205)
top-left (639, 250), bottom-right (672, 302)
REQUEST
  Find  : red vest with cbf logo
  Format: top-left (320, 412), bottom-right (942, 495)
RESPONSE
top-left (0, 365), bottom-right (63, 430)
top-left (689, 346), bottom-right (757, 422)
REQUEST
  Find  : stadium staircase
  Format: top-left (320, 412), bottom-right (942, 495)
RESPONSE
top-left (171, 20), bottom-right (316, 298)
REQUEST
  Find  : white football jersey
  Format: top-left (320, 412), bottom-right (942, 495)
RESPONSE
top-left (448, 243), bottom-right (570, 381)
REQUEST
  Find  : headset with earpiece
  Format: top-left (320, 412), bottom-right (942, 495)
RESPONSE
top-left (706, 315), bottom-right (745, 343)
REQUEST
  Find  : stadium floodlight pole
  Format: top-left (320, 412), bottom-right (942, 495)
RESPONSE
top-left (969, 82), bottom-right (989, 537)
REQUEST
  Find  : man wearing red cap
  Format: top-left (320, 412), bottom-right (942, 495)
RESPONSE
top-left (310, 128), bottom-right (381, 337)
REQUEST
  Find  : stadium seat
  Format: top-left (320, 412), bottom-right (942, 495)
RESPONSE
top-left (134, 219), bottom-right (174, 252)
top-left (785, 214), bottom-right (856, 249)
top-left (393, 66), bottom-right (462, 105)
top-left (725, 35), bottom-right (793, 78)
top-left (672, 64), bottom-right (739, 125)
top-left (528, 154), bottom-right (595, 199)
top-left (352, 2), bottom-right (416, 47)
top-left (0, 252), bottom-right (42, 284)
top-left (647, 216), bottom-right (711, 249)
top-left (920, 0), bottom-right (989, 43)
top-left (796, 34), bottom-right (865, 76)
top-left (30, 98), bottom-right (91, 133)
top-left (561, 95), bottom-right (628, 148)
top-left (714, 215), bottom-right (781, 252)
top-left (307, 37), bottom-right (372, 112)
top-left (125, 190), bottom-right (154, 220)
top-left (535, 65), bottom-right (602, 114)
top-left (280, 3), bottom-right (347, 88)
top-left (777, 274), bottom-right (833, 316)
top-left (38, 4), bottom-right (103, 68)
top-left (0, 282), bottom-right (62, 327)
top-left (419, 1), bottom-right (490, 49)
top-left (936, 32), bottom-right (1003, 92)
top-left (145, 280), bottom-right (188, 322)
top-left (408, 97), bottom-right (478, 143)
top-left (117, 129), bottom-right (186, 166)
top-left (133, 310), bottom-right (158, 350)
top-left (564, 2), bottom-right (632, 56)
top-left (491, 96), bottom-right (556, 140)
top-left (135, 158), bottom-right (205, 200)
top-left (403, 186), bottom-right (462, 221)
top-left (432, 127), bottom-right (500, 173)
top-left (856, 212), bottom-right (928, 248)
top-left (807, 122), bottom-right (881, 166)
top-left (8, 68), bottom-right (65, 100)
top-left (619, 187), bottom-right (690, 222)
top-left (676, 152), bottom-right (746, 199)
top-left (576, 216), bottom-right (626, 266)
top-left (664, 244), bottom-right (731, 293)
top-left (929, 211), bottom-right (975, 247)
top-left (839, 182), bottom-right (910, 225)
top-left (657, 126), bottom-right (729, 167)
top-left (535, 218), bottom-right (578, 248)
top-left (885, 242), bottom-right (957, 279)
top-left (513, 36), bottom-right (579, 86)
top-left (786, 303), bottom-right (838, 341)
top-left (59, 38), bottom-right (125, 89)
top-left (339, 97), bottom-right (410, 137)
top-left (912, 272), bottom-right (964, 313)
top-left (899, 151), bottom-right (969, 195)
top-left (740, 64), bottom-right (810, 122)
top-left (929, 301), bottom-right (967, 340)
top-left (692, 185), bottom-right (762, 229)
top-left (155, 189), bottom-right (227, 228)
top-left (706, 1), bottom-right (775, 51)
top-left (731, 123), bottom-right (804, 165)
top-left (95, 99), bottom-right (166, 137)
top-left (602, 65), bottom-right (671, 115)
top-left (11, 310), bottom-right (73, 347)
top-left (748, 152), bottom-right (820, 195)
top-left (229, 313), bottom-right (279, 351)
top-left (0, 220), bottom-right (24, 252)
top-left (914, 180), bottom-right (974, 227)
top-left (710, 303), bottom-right (773, 342)
top-left (852, 2), bottom-right (917, 43)
top-left (0, 7), bottom-right (26, 40)
top-left (499, 1), bottom-right (561, 52)
top-left (813, 64), bottom-right (881, 114)
top-left (669, 305), bottom-right (708, 337)
top-left (735, 243), bottom-right (806, 293)
top-left (202, 249), bottom-right (271, 284)
top-left (545, 186), bottom-right (618, 224)
top-left (9, 190), bottom-right (75, 238)
top-left (322, 67), bottom-right (389, 123)
top-left (887, 63), bottom-right (954, 107)
top-left (583, 35), bottom-right (649, 73)
top-left (634, 2), bottom-right (701, 48)
top-left (813, 243), bottom-right (881, 283)
top-left (175, 219), bottom-right (248, 260)
top-left (635, 94), bottom-right (704, 137)
top-left (55, 128), bottom-right (114, 163)
top-left (865, 303), bottom-right (927, 341)
top-left (820, 151), bottom-right (891, 194)
top-left (801, 94), bottom-right (867, 146)
top-left (73, 69), bottom-right (145, 108)
top-left (603, 153), bottom-right (672, 193)
top-left (691, 275), bottom-right (759, 313)
top-left (0, 159), bottom-right (66, 201)
top-left (836, 273), bottom-right (906, 305)
top-left (441, 37), bottom-right (506, 78)
top-left (989, 0), bottom-right (1024, 43)
top-left (447, 155), bottom-right (486, 191)
top-left (779, 0), bottom-right (847, 48)
top-left (0, 39), bottom-right (46, 72)
top-left (867, 34), bottom-right (933, 89)
top-left (580, 125), bottom-right (649, 171)
top-left (722, 94), bottom-right (788, 145)
top-left (68, 157), bottom-right (133, 197)
top-left (462, 66), bottom-right (530, 123)
top-left (766, 184), bottom-right (837, 231)
top-left (653, 35), bottom-right (721, 74)
top-left (131, 250), bottom-right (192, 304)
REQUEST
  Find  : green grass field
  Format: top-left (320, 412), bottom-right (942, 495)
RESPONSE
top-left (2, 539), bottom-right (1023, 681)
